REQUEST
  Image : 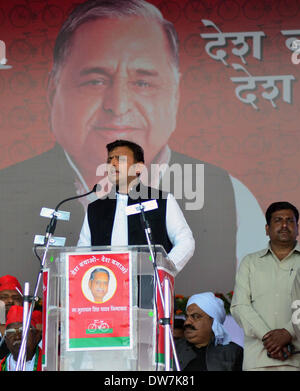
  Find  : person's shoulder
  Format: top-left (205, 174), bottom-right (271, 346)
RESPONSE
top-left (88, 192), bottom-right (116, 209)
top-left (227, 341), bottom-right (243, 353)
top-left (240, 248), bottom-right (269, 263)
top-left (88, 197), bottom-right (107, 208)
top-left (0, 144), bottom-right (69, 178)
top-left (219, 342), bottom-right (243, 370)
top-left (148, 186), bottom-right (169, 200)
top-left (294, 241), bottom-right (300, 254)
top-left (0, 144), bottom-right (79, 207)
top-left (174, 337), bottom-right (190, 350)
top-left (169, 150), bottom-right (230, 176)
top-left (213, 341), bottom-right (243, 360)
top-left (135, 183), bottom-right (169, 200)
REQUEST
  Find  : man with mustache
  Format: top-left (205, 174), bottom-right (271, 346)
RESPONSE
top-left (175, 292), bottom-right (243, 371)
top-left (88, 268), bottom-right (110, 304)
top-left (0, 275), bottom-right (23, 360)
top-left (0, 305), bottom-right (42, 371)
top-left (231, 201), bottom-right (300, 371)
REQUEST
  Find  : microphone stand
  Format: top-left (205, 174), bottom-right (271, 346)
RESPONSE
top-left (15, 184), bottom-right (98, 371)
top-left (138, 201), bottom-right (180, 371)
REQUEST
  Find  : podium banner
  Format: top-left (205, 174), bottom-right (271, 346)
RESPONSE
top-left (156, 267), bottom-right (175, 365)
top-left (65, 251), bottom-right (132, 351)
top-left (42, 269), bottom-right (49, 367)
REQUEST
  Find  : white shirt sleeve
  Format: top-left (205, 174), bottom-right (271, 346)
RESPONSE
top-left (77, 212), bottom-right (91, 246)
top-left (166, 193), bottom-right (195, 273)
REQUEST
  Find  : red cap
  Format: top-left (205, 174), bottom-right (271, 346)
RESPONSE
top-left (6, 305), bottom-right (42, 328)
top-left (6, 305), bottom-right (23, 326)
top-left (0, 275), bottom-right (23, 294)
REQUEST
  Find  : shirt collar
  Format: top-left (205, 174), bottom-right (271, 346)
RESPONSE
top-left (259, 241), bottom-right (300, 258)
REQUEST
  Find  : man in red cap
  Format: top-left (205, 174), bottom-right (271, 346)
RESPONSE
top-left (0, 305), bottom-right (42, 371)
top-left (0, 275), bottom-right (23, 316)
top-left (0, 275), bottom-right (23, 359)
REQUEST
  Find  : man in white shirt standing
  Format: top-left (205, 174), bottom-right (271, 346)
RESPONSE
top-left (78, 139), bottom-right (195, 274)
top-left (231, 201), bottom-right (300, 371)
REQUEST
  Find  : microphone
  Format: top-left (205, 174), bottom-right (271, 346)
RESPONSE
top-left (45, 184), bottom-right (98, 239)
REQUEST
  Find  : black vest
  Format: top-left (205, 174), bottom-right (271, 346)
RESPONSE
top-left (87, 185), bottom-right (173, 253)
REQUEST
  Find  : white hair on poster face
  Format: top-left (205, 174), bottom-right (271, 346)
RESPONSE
top-left (51, 0), bottom-right (180, 83)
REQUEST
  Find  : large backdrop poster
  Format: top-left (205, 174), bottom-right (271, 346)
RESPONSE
top-left (0, 0), bottom-right (300, 296)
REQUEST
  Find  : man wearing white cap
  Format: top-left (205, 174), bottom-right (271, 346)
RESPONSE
top-left (175, 292), bottom-right (243, 371)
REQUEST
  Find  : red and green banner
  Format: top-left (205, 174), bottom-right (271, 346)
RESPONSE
top-left (155, 268), bottom-right (175, 366)
top-left (42, 269), bottom-right (49, 367)
top-left (65, 251), bottom-right (132, 351)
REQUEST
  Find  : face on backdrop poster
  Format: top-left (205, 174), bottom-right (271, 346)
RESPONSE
top-left (0, 0), bottom-right (299, 296)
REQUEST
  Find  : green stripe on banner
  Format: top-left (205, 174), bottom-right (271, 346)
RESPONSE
top-left (156, 353), bottom-right (173, 368)
top-left (156, 352), bottom-right (165, 364)
top-left (69, 336), bottom-right (130, 349)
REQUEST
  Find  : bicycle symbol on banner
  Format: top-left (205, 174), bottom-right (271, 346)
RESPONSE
top-left (87, 320), bottom-right (110, 333)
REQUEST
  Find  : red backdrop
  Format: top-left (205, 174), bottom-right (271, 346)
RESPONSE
top-left (1, 0), bottom-right (300, 214)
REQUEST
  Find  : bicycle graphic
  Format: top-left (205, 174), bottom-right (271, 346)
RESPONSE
top-left (9, 0), bottom-right (64, 28)
top-left (9, 29), bottom-right (55, 63)
top-left (87, 320), bottom-right (110, 333)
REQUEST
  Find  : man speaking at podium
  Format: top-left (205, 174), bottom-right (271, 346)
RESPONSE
top-left (77, 140), bottom-right (195, 273)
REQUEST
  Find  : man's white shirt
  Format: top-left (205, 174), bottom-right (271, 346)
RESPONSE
top-left (77, 192), bottom-right (195, 273)
top-left (5, 353), bottom-right (37, 371)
